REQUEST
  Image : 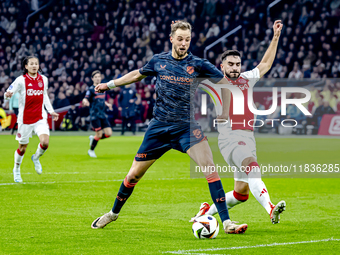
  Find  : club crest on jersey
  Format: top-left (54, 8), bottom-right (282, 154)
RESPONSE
top-left (38, 82), bottom-right (43, 87)
top-left (187, 66), bottom-right (194, 75)
top-left (17, 133), bottom-right (21, 138)
top-left (237, 78), bottom-right (247, 84)
top-left (193, 129), bottom-right (202, 139)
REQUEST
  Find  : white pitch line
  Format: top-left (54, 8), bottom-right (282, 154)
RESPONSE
top-left (0, 177), bottom-right (190, 186)
top-left (164, 238), bottom-right (340, 254)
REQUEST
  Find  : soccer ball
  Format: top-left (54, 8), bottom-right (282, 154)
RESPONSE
top-left (192, 215), bottom-right (219, 239)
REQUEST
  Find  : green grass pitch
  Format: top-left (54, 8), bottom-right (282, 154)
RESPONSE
top-left (0, 134), bottom-right (339, 254)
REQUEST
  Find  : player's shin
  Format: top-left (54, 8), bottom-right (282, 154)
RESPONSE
top-left (247, 162), bottom-right (273, 214)
top-left (14, 149), bottom-right (25, 169)
top-left (91, 136), bottom-right (100, 150)
top-left (207, 190), bottom-right (249, 215)
top-left (34, 143), bottom-right (48, 159)
top-left (112, 177), bottom-right (138, 214)
top-left (206, 172), bottom-right (230, 222)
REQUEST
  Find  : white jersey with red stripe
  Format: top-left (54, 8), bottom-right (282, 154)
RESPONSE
top-left (199, 67), bottom-right (260, 133)
top-left (5, 73), bottom-right (54, 125)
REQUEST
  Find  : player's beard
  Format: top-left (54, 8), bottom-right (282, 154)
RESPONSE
top-left (224, 71), bottom-right (240, 81)
top-left (174, 46), bottom-right (187, 58)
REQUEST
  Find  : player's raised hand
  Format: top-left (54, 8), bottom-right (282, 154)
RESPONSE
top-left (51, 112), bottom-right (59, 121)
top-left (95, 83), bottom-right (109, 93)
top-left (4, 91), bottom-right (13, 99)
top-left (273, 20), bottom-right (283, 38)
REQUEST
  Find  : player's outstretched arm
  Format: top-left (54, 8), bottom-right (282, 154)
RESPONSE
top-left (257, 20), bottom-right (283, 78)
top-left (95, 70), bottom-right (146, 93)
top-left (216, 78), bottom-right (232, 120)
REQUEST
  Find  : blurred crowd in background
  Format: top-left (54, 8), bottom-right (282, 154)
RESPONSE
top-left (0, 0), bottom-right (340, 133)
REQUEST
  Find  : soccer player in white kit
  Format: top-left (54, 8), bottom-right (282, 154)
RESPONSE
top-left (192, 20), bottom-right (286, 224)
top-left (4, 56), bottom-right (59, 183)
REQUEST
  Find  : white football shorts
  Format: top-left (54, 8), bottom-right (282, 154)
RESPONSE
top-left (218, 130), bottom-right (257, 183)
top-left (16, 119), bottom-right (50, 144)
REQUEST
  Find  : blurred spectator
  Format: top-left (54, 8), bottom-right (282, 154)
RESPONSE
top-left (313, 100), bottom-right (335, 128)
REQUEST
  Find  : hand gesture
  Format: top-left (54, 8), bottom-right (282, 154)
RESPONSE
top-left (273, 20), bottom-right (283, 38)
top-left (51, 112), bottom-right (59, 121)
top-left (95, 83), bottom-right (109, 93)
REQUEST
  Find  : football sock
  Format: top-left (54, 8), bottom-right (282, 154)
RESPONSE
top-left (247, 162), bottom-right (273, 214)
top-left (112, 177), bottom-right (138, 214)
top-left (34, 143), bottom-right (48, 159)
top-left (206, 172), bottom-right (230, 222)
top-left (14, 149), bottom-right (25, 169)
top-left (207, 190), bottom-right (249, 215)
top-left (101, 134), bottom-right (110, 139)
top-left (91, 136), bottom-right (100, 150)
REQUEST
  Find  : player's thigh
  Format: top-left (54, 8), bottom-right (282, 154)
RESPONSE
top-left (126, 159), bottom-right (156, 182)
top-left (91, 118), bottom-right (102, 133)
top-left (16, 123), bottom-right (34, 145)
top-left (102, 118), bottom-right (112, 136)
top-left (34, 120), bottom-right (50, 145)
top-left (135, 119), bottom-right (171, 161)
top-left (187, 140), bottom-right (214, 166)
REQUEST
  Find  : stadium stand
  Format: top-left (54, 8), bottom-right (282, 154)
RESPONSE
top-left (0, 0), bottom-right (339, 133)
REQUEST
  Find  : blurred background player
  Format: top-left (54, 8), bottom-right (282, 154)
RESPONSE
top-left (4, 56), bottom-right (59, 183)
top-left (192, 20), bottom-right (286, 224)
top-left (82, 70), bottom-right (113, 158)
top-left (91, 21), bottom-right (248, 234)
top-left (118, 84), bottom-right (137, 135)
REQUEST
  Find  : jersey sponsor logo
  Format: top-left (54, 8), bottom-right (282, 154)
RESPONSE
top-left (38, 81), bottom-right (43, 88)
top-left (187, 66), bottom-right (194, 74)
top-left (238, 141), bottom-right (246, 145)
top-left (159, 75), bottom-right (194, 84)
top-left (17, 133), bottom-right (21, 138)
top-left (160, 65), bottom-right (166, 69)
top-left (28, 83), bottom-right (33, 86)
top-left (193, 129), bottom-right (202, 139)
top-left (136, 153), bottom-right (147, 158)
top-left (27, 89), bottom-right (43, 96)
top-left (9, 85), bottom-right (13, 90)
top-left (329, 116), bottom-right (340, 135)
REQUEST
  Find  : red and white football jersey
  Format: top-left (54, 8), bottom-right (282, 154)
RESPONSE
top-left (5, 73), bottom-right (54, 124)
top-left (226, 68), bottom-right (260, 131)
top-left (200, 67), bottom-right (260, 132)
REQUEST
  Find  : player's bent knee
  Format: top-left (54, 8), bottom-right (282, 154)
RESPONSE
top-left (234, 181), bottom-right (249, 195)
top-left (242, 156), bottom-right (257, 168)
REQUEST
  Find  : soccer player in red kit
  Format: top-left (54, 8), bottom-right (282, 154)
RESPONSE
top-left (4, 56), bottom-right (59, 183)
top-left (192, 20), bottom-right (286, 224)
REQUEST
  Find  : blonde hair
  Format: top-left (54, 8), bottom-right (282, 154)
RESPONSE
top-left (169, 21), bottom-right (192, 37)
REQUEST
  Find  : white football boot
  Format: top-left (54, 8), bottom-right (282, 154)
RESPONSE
top-left (270, 200), bottom-right (286, 224)
top-left (31, 155), bottom-right (42, 174)
top-left (88, 149), bottom-right (97, 158)
top-left (189, 202), bottom-right (210, 222)
top-left (223, 220), bottom-right (248, 234)
top-left (91, 211), bottom-right (118, 229)
top-left (13, 168), bottom-right (23, 183)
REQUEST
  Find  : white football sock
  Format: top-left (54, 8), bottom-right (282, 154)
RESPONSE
top-left (14, 150), bottom-right (24, 170)
top-left (248, 167), bottom-right (273, 214)
top-left (206, 191), bottom-right (246, 216)
top-left (34, 144), bottom-right (47, 159)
